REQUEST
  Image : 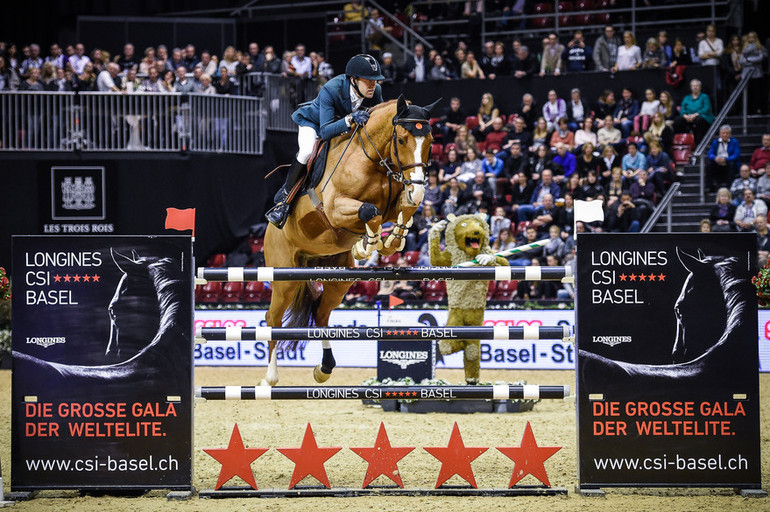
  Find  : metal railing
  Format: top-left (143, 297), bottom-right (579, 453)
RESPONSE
top-left (239, 72), bottom-right (318, 132)
top-left (641, 182), bottom-right (681, 233)
top-left (693, 73), bottom-right (752, 202)
top-left (0, 91), bottom-right (76, 151)
top-left (0, 91), bottom-right (264, 155)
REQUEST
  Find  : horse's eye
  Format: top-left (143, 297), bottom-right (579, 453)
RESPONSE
top-left (398, 138), bottom-right (405, 145)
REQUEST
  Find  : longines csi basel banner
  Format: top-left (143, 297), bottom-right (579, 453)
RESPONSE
top-left (11, 235), bottom-right (193, 491)
top-left (576, 233), bottom-right (761, 489)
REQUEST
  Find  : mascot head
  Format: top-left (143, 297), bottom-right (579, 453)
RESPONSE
top-left (445, 213), bottom-right (491, 260)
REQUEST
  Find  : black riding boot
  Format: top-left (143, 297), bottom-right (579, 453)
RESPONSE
top-left (266, 158), bottom-right (305, 229)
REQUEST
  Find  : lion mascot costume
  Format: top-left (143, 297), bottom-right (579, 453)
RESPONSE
top-left (429, 213), bottom-right (509, 383)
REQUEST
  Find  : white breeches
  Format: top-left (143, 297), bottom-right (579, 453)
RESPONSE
top-left (296, 125), bottom-right (319, 165)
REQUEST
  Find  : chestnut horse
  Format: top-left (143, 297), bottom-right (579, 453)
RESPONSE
top-left (263, 96), bottom-right (440, 385)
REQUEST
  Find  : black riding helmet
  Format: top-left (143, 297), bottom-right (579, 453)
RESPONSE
top-left (345, 54), bottom-right (385, 81)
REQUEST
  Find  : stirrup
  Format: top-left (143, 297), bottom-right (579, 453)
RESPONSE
top-left (266, 202), bottom-right (290, 229)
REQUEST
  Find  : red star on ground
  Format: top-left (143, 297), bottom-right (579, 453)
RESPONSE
top-left (203, 423), bottom-right (268, 490)
top-left (658, 273), bottom-right (665, 281)
top-left (424, 422), bottom-right (488, 488)
top-left (92, 274), bottom-right (100, 282)
top-left (628, 274), bottom-right (637, 281)
top-left (53, 275), bottom-right (61, 282)
top-left (63, 274), bottom-right (71, 282)
top-left (277, 423), bottom-right (342, 489)
top-left (619, 273), bottom-right (627, 281)
top-left (638, 273), bottom-right (646, 282)
top-left (497, 421), bottom-right (561, 487)
top-left (73, 274), bottom-right (81, 282)
top-left (82, 274), bottom-right (91, 282)
top-left (350, 423), bottom-right (415, 488)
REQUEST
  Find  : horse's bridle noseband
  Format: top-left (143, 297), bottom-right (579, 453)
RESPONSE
top-left (358, 116), bottom-right (430, 186)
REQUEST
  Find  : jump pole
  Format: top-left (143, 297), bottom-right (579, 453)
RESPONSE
top-left (195, 325), bottom-right (572, 343)
top-left (195, 265), bottom-right (573, 285)
top-left (195, 384), bottom-right (570, 401)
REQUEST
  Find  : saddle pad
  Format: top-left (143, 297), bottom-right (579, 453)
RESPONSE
top-left (302, 140), bottom-right (331, 196)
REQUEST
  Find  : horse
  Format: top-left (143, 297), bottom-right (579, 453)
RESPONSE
top-left (263, 95), bottom-right (440, 385)
top-left (579, 248), bottom-right (755, 388)
top-left (14, 249), bottom-right (190, 388)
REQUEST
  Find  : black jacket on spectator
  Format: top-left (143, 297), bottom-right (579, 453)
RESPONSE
top-left (263, 58), bottom-right (282, 74)
top-left (515, 102), bottom-right (539, 130)
top-left (576, 155), bottom-right (602, 178)
top-left (505, 154), bottom-right (531, 178)
top-left (503, 129), bottom-right (533, 154)
top-left (607, 199), bottom-right (641, 231)
top-left (381, 62), bottom-right (399, 84)
top-left (462, 180), bottom-right (494, 206)
top-left (214, 78), bottom-right (237, 95)
top-left (512, 54), bottom-right (539, 77)
top-left (116, 55), bottom-right (139, 72)
top-left (510, 181), bottom-right (536, 206)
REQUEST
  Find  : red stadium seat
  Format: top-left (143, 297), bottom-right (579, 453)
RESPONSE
top-left (673, 147), bottom-right (692, 166)
top-left (198, 282), bottom-right (223, 303)
top-left (476, 141), bottom-right (486, 153)
top-left (673, 133), bottom-right (695, 149)
top-left (506, 114), bottom-right (518, 127)
top-left (380, 253), bottom-right (400, 266)
top-left (493, 280), bottom-right (518, 301)
top-left (444, 142), bottom-right (457, 153)
top-left (593, 11), bottom-right (611, 23)
top-left (576, 0), bottom-right (594, 9)
top-left (531, 16), bottom-right (554, 28)
top-left (558, 1), bottom-right (574, 11)
top-left (574, 13), bottom-right (593, 24)
top-left (487, 281), bottom-right (497, 300)
top-left (534, 2), bottom-right (554, 13)
top-left (404, 251), bottom-right (420, 266)
top-left (422, 281), bottom-right (446, 301)
top-left (431, 143), bottom-right (444, 163)
top-left (206, 253), bottom-right (226, 267)
top-left (221, 282), bottom-right (244, 303)
top-left (515, 221), bottom-right (532, 234)
top-left (243, 281), bottom-right (265, 302)
top-left (249, 237), bottom-right (264, 253)
top-left (361, 281), bottom-right (380, 301)
top-left (465, 116), bottom-right (479, 130)
top-left (558, 14), bottom-right (573, 26)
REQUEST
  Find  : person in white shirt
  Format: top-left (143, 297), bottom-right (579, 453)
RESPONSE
top-left (698, 24), bottom-right (723, 66)
top-left (635, 88), bottom-right (661, 133)
top-left (613, 31), bottom-right (642, 72)
top-left (96, 62), bottom-right (121, 92)
top-left (68, 43), bottom-right (90, 75)
top-left (290, 44), bottom-right (313, 79)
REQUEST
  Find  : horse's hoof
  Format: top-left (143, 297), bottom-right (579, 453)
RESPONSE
top-left (313, 365), bottom-right (332, 383)
top-left (351, 243), bottom-right (366, 260)
top-left (263, 374), bottom-right (278, 386)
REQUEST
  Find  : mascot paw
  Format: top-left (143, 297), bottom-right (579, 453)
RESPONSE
top-left (431, 220), bottom-right (448, 233)
top-left (476, 254), bottom-right (495, 265)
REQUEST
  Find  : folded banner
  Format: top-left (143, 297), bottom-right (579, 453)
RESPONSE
top-left (165, 207), bottom-right (196, 236)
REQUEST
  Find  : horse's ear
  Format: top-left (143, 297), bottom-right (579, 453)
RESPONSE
top-left (111, 248), bottom-right (140, 273)
top-left (697, 248), bottom-right (706, 259)
top-left (423, 98), bottom-right (443, 118)
top-left (677, 247), bottom-right (707, 273)
top-left (396, 94), bottom-right (408, 116)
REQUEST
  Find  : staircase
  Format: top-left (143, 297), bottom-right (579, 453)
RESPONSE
top-left (650, 114), bottom-right (770, 233)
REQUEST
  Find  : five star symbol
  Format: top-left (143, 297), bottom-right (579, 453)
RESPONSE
top-left (350, 422), bottom-right (415, 488)
top-left (203, 423), bottom-right (268, 490)
top-left (618, 272), bottom-right (665, 282)
top-left (51, 274), bottom-right (101, 283)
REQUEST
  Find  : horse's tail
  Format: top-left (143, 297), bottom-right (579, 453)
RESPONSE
top-left (279, 281), bottom-right (321, 352)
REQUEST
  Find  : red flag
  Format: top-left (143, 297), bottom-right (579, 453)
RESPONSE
top-left (165, 207), bottom-right (196, 236)
top-left (389, 295), bottom-right (404, 309)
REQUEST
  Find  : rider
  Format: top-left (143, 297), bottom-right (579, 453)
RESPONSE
top-left (266, 54), bottom-right (386, 228)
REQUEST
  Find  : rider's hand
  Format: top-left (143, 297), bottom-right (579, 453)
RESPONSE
top-left (350, 110), bottom-right (370, 126)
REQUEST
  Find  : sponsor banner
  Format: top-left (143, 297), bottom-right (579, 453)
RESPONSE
top-left (377, 340), bottom-right (434, 381)
top-left (194, 309), bottom-right (576, 370)
top-left (576, 233), bottom-right (761, 488)
top-left (12, 236), bottom-right (193, 490)
top-left (756, 310), bottom-right (770, 372)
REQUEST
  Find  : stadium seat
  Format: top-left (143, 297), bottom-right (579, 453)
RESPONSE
top-left (576, 0), bottom-right (594, 9)
top-left (361, 281), bottom-right (380, 301)
top-left (444, 142), bottom-right (457, 153)
top-left (404, 251), bottom-right (420, 266)
top-left (487, 281), bottom-right (497, 300)
top-left (380, 253), bottom-right (400, 266)
top-left (574, 13), bottom-right (593, 24)
top-left (531, 15), bottom-right (553, 28)
top-left (431, 143), bottom-right (444, 163)
top-left (221, 282), bottom-right (244, 303)
top-left (515, 221), bottom-right (532, 234)
top-left (534, 2), bottom-right (554, 13)
top-left (465, 116), bottom-right (479, 130)
top-left (206, 253), bottom-right (227, 267)
top-left (673, 133), bottom-right (695, 149)
top-left (673, 147), bottom-right (692, 166)
top-left (422, 281), bottom-right (446, 301)
top-left (559, 14), bottom-right (573, 26)
top-left (506, 114), bottom-right (518, 127)
top-left (493, 280), bottom-right (518, 301)
top-left (243, 281), bottom-right (265, 302)
top-left (476, 141), bottom-right (486, 153)
top-left (198, 282), bottom-right (223, 303)
top-left (558, 1), bottom-right (574, 11)
top-left (249, 237), bottom-right (264, 253)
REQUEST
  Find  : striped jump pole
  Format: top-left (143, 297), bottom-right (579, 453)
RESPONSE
top-left (195, 384), bottom-right (571, 401)
top-left (195, 325), bottom-right (572, 343)
top-left (196, 265), bottom-right (573, 284)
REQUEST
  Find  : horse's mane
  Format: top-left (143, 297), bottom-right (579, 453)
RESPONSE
top-left (706, 255), bottom-right (751, 349)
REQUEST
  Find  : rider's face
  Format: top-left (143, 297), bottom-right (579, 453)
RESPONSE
top-left (355, 78), bottom-right (377, 98)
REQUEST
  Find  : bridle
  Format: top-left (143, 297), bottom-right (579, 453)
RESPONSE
top-left (357, 116), bottom-right (430, 186)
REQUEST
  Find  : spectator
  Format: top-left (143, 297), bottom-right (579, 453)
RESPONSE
top-left (518, 168), bottom-right (561, 222)
top-left (498, 117), bottom-right (532, 161)
top-left (491, 227), bottom-right (516, 253)
top-left (214, 67), bottom-right (236, 95)
top-left (605, 167), bottom-right (627, 207)
top-left (380, 52), bottom-right (398, 84)
top-left (167, 47), bottom-right (186, 73)
top-left (503, 143), bottom-right (531, 183)
top-left (510, 227), bottom-right (544, 267)
top-left (457, 147), bottom-right (483, 183)
top-left (658, 90), bottom-right (676, 125)
top-left (156, 44), bottom-right (169, 70)
top-left (96, 62), bottom-right (121, 92)
top-left (220, 46), bottom-right (239, 75)
top-left (566, 88), bottom-right (590, 132)
top-left (247, 42), bottom-right (265, 72)
top-left (515, 93), bottom-right (538, 130)
top-left (734, 188), bottom-right (767, 232)
top-left (565, 30), bottom-right (592, 73)
top-left (594, 25), bottom-right (621, 72)
top-left (290, 44), bottom-right (312, 79)
top-left (365, 8), bottom-right (390, 54)
top-left (18, 66), bottom-right (43, 91)
top-left (453, 47), bottom-right (467, 75)
top-left (575, 117), bottom-right (598, 151)
top-left (174, 66), bottom-right (195, 93)
top-left (740, 31), bottom-right (767, 115)
top-left (91, 48), bottom-right (108, 73)
top-left (45, 43), bottom-right (67, 70)
top-left (139, 47), bottom-right (156, 74)
top-left (441, 177), bottom-right (466, 216)
top-left (576, 141), bottom-right (601, 178)
top-left (121, 67), bottom-right (141, 92)
top-left (706, 124), bottom-right (740, 192)
top-left (645, 141), bottom-right (674, 197)
top-left (461, 170), bottom-right (495, 213)
top-left (0, 56), bottom-right (13, 90)
top-left (488, 41), bottom-right (510, 79)
top-left (756, 216), bottom-right (770, 264)
top-left (451, 124), bottom-right (475, 159)
top-left (475, 92), bottom-right (499, 138)
top-left (429, 54), bottom-right (454, 81)
top-left (406, 203), bottom-right (439, 252)
top-left (729, 164), bottom-right (757, 205)
top-left (594, 89), bottom-right (616, 126)
top-left (692, 32), bottom-right (707, 64)
top-left (20, 43), bottom-right (43, 78)
top-left (550, 118), bottom-right (575, 152)
top-left (553, 143), bottom-right (577, 180)
top-left (235, 53), bottom-right (253, 78)
top-left (629, 169), bottom-right (656, 209)
top-left (698, 24), bottom-right (723, 66)
top-left (657, 30), bottom-right (672, 65)
top-left (512, 45), bottom-right (538, 78)
top-left (461, 51), bottom-right (485, 79)
top-left (613, 87), bottom-right (639, 138)
top-left (531, 118), bottom-right (550, 153)
top-left (509, 171), bottom-right (536, 218)
top-left (635, 88), bottom-right (660, 133)
top-left (613, 31), bottom-right (642, 72)
top-left (531, 193), bottom-right (561, 233)
top-left (142, 67), bottom-right (162, 92)
top-left (39, 62), bottom-right (56, 90)
top-left (642, 38), bottom-right (666, 69)
top-left (710, 187), bottom-right (736, 231)
top-left (403, 44), bottom-right (428, 82)
top-left (200, 50), bottom-right (219, 76)
top-left (643, 112), bottom-right (673, 154)
top-left (115, 43), bottom-right (137, 72)
top-left (750, 134), bottom-right (770, 177)
top-left (542, 90), bottom-right (566, 131)
top-left (191, 66), bottom-right (204, 91)
top-left (261, 47), bottom-right (280, 74)
top-left (479, 41), bottom-right (496, 77)
top-left (160, 69), bottom-right (176, 92)
top-left (439, 148), bottom-right (462, 183)
top-left (76, 61), bottom-right (97, 91)
top-left (481, 149), bottom-right (505, 197)
top-left (621, 142), bottom-right (647, 178)
top-left (540, 33), bottom-right (564, 76)
top-left (562, 173), bottom-right (583, 200)
top-left (542, 224), bottom-right (567, 261)
top-left (599, 145), bottom-right (622, 183)
top-left (439, 97), bottom-right (466, 141)
top-left (756, 162), bottom-right (770, 205)
top-left (607, 190), bottom-right (641, 232)
top-left (484, 117), bottom-right (508, 153)
top-left (669, 37), bottom-right (692, 68)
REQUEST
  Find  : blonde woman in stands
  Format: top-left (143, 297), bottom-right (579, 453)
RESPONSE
top-left (612, 31), bottom-right (642, 72)
top-left (220, 46), bottom-right (239, 75)
top-left (453, 124), bottom-right (478, 159)
top-left (139, 47), bottom-right (156, 74)
top-left (658, 90), bottom-right (676, 126)
top-left (475, 92), bottom-right (499, 137)
top-left (531, 117), bottom-right (550, 152)
top-left (461, 51), bottom-right (485, 79)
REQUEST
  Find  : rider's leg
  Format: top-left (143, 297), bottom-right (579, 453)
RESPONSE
top-left (267, 126), bottom-right (317, 228)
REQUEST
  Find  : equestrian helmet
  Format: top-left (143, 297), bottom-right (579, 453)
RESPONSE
top-left (345, 54), bottom-right (385, 81)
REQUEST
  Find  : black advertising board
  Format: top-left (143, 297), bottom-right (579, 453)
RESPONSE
top-left (377, 340), bottom-right (435, 382)
top-left (576, 233), bottom-right (761, 489)
top-left (12, 236), bottom-right (193, 491)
